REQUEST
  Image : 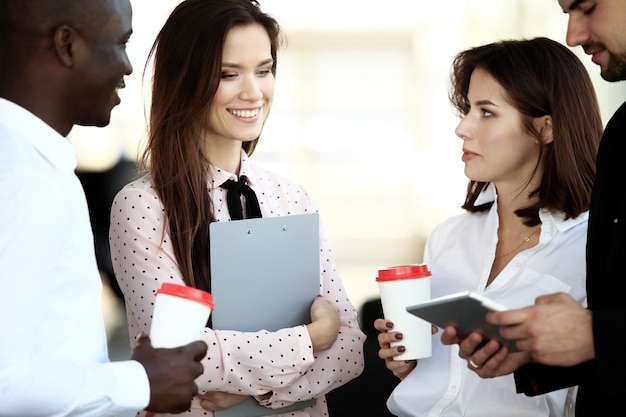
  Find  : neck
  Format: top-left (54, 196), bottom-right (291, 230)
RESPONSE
top-left (494, 179), bottom-right (540, 215)
top-left (202, 139), bottom-right (243, 175)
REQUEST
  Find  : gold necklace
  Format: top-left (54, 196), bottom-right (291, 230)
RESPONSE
top-left (495, 227), bottom-right (540, 259)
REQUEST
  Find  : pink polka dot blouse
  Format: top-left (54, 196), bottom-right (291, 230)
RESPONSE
top-left (109, 151), bottom-right (365, 417)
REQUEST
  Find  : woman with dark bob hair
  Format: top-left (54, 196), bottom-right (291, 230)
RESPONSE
top-left (109, 1), bottom-right (365, 416)
top-left (375, 37), bottom-right (602, 416)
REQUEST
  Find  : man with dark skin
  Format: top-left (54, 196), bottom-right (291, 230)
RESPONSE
top-left (441, 1), bottom-right (626, 415)
top-left (0, 0), bottom-right (208, 415)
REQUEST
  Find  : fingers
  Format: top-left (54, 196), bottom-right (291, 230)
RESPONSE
top-left (440, 325), bottom-right (461, 345)
top-left (463, 338), bottom-right (502, 371)
top-left (377, 328), bottom-right (401, 349)
top-left (134, 332), bottom-right (151, 348)
top-left (455, 331), bottom-right (486, 359)
top-left (182, 340), bottom-right (209, 360)
top-left (374, 318), bottom-right (392, 333)
top-left (534, 291), bottom-right (569, 305)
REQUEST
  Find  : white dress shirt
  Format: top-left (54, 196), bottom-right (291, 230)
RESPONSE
top-left (387, 184), bottom-right (586, 417)
top-left (0, 98), bottom-right (149, 416)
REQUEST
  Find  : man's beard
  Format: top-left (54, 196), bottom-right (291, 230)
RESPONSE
top-left (601, 50), bottom-right (626, 82)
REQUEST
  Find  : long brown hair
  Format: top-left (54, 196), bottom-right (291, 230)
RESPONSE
top-left (449, 37), bottom-right (602, 225)
top-left (139, 0), bottom-right (282, 291)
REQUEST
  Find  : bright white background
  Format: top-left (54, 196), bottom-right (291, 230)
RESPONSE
top-left (89, 0), bottom-right (625, 323)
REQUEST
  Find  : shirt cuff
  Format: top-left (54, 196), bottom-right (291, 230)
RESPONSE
top-left (106, 360), bottom-right (150, 413)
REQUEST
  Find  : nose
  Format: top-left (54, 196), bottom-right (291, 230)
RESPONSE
top-left (455, 115), bottom-right (471, 140)
top-left (565, 14), bottom-right (589, 47)
top-left (239, 75), bottom-right (262, 101)
top-left (125, 51), bottom-right (133, 76)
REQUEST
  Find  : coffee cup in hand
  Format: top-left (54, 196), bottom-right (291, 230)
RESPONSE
top-left (149, 283), bottom-right (214, 348)
top-left (376, 264), bottom-right (432, 360)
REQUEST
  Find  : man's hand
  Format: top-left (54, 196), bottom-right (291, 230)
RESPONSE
top-left (487, 292), bottom-right (594, 366)
top-left (131, 334), bottom-right (208, 413)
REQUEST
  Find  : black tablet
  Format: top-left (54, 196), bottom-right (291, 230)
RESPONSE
top-left (406, 291), bottom-right (518, 351)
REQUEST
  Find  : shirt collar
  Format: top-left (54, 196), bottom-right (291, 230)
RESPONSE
top-left (0, 98), bottom-right (77, 172)
top-left (474, 182), bottom-right (496, 206)
top-left (539, 207), bottom-right (588, 234)
top-left (207, 148), bottom-right (254, 189)
top-left (479, 182), bottom-right (588, 233)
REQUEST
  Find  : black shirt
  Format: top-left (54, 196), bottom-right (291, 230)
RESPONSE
top-left (514, 100), bottom-right (626, 416)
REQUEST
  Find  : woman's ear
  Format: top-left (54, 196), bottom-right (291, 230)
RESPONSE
top-left (536, 115), bottom-right (554, 145)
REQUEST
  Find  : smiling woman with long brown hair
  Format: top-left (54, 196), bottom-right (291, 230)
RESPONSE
top-left (109, 1), bottom-right (365, 416)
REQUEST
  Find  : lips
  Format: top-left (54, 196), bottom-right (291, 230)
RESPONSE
top-left (228, 108), bottom-right (261, 118)
top-left (590, 50), bottom-right (604, 64)
top-left (583, 44), bottom-right (606, 65)
top-left (114, 88), bottom-right (121, 105)
top-left (462, 149), bottom-right (479, 162)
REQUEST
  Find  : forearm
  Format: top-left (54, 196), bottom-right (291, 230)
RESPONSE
top-left (0, 359), bottom-right (148, 416)
top-left (268, 316), bottom-right (365, 403)
top-left (198, 326), bottom-right (315, 395)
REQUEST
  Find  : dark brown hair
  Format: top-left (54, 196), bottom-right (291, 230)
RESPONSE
top-left (139, 0), bottom-right (282, 291)
top-left (449, 37), bottom-right (602, 225)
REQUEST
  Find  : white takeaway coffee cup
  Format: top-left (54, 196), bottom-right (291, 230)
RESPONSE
top-left (149, 283), bottom-right (214, 348)
top-left (376, 264), bottom-right (432, 360)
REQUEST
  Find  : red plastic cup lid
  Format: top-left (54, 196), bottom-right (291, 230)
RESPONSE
top-left (156, 283), bottom-right (214, 309)
top-left (376, 264), bottom-right (431, 282)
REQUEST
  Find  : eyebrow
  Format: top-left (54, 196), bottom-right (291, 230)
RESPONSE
top-left (222, 58), bottom-right (274, 69)
top-left (565, 0), bottom-right (583, 12)
top-left (473, 99), bottom-right (498, 107)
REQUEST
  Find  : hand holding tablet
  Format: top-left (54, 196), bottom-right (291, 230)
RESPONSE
top-left (406, 291), bottom-right (518, 352)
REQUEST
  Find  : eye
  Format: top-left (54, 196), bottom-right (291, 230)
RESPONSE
top-left (582, 5), bottom-right (596, 15)
top-left (578, 1), bottom-right (596, 15)
top-left (480, 108), bottom-right (493, 117)
top-left (256, 68), bottom-right (272, 77)
top-left (221, 72), bottom-right (237, 80)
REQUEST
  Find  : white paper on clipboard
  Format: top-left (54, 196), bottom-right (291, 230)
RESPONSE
top-left (209, 212), bottom-right (320, 416)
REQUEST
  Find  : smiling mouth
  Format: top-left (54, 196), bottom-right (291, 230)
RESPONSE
top-left (229, 108), bottom-right (261, 118)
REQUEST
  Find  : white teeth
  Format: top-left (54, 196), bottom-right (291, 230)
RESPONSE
top-left (229, 109), bottom-right (260, 118)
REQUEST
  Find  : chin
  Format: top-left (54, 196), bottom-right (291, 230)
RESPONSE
top-left (76, 119), bottom-right (111, 128)
top-left (239, 135), bottom-right (261, 144)
top-left (76, 112), bottom-right (113, 128)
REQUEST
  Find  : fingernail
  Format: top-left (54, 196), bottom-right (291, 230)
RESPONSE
top-left (395, 333), bottom-right (403, 340)
top-left (397, 346), bottom-right (406, 352)
top-left (386, 321), bottom-right (394, 329)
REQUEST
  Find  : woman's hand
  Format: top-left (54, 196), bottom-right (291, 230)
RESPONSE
top-left (306, 296), bottom-right (340, 352)
top-left (197, 391), bottom-right (249, 411)
top-left (441, 325), bottom-right (531, 378)
top-left (374, 318), bottom-right (427, 380)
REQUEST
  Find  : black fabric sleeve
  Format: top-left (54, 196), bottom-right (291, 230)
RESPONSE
top-left (514, 362), bottom-right (591, 396)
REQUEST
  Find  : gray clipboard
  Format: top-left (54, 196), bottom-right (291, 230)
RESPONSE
top-left (209, 213), bottom-right (320, 416)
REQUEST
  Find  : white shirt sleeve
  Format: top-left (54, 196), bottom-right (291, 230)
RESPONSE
top-left (0, 152), bottom-right (150, 415)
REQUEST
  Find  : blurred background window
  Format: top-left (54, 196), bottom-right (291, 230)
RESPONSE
top-left (80, 0), bottom-right (625, 332)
